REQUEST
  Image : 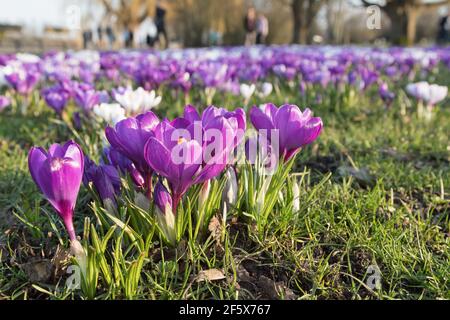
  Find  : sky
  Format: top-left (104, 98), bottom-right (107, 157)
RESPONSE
top-left (0, 0), bottom-right (103, 34)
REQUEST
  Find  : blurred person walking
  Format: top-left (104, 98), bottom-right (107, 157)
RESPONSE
top-left (155, 0), bottom-right (168, 49)
top-left (256, 13), bottom-right (269, 45)
top-left (244, 7), bottom-right (257, 46)
top-left (104, 15), bottom-right (117, 50)
top-left (437, 13), bottom-right (450, 44)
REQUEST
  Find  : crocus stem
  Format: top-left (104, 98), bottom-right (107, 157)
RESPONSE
top-left (63, 215), bottom-right (76, 241)
top-left (184, 92), bottom-right (190, 105)
top-left (172, 193), bottom-right (182, 214)
top-left (146, 173), bottom-right (153, 200)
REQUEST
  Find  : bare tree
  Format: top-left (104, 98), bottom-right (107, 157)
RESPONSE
top-left (286, 0), bottom-right (327, 44)
top-left (99, 0), bottom-right (153, 33)
top-left (361, 0), bottom-right (450, 46)
top-left (170, 0), bottom-right (245, 47)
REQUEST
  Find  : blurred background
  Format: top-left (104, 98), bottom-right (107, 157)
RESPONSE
top-left (0, 0), bottom-right (449, 53)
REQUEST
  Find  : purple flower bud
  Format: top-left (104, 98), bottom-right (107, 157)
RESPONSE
top-left (0, 95), bottom-right (11, 112)
top-left (154, 181), bottom-right (176, 245)
top-left (28, 141), bottom-right (84, 241)
top-left (84, 157), bottom-right (121, 206)
top-left (154, 181), bottom-right (173, 215)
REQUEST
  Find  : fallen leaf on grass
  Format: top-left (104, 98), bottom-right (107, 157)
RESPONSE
top-left (21, 259), bottom-right (54, 283)
top-left (208, 216), bottom-right (222, 241)
top-left (196, 269), bottom-right (226, 282)
top-left (257, 275), bottom-right (297, 300)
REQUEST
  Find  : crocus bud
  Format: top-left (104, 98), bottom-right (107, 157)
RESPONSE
top-left (256, 175), bottom-right (272, 215)
top-left (292, 179), bottom-right (300, 212)
top-left (28, 140), bottom-right (84, 241)
top-left (259, 82), bottom-right (273, 98)
top-left (222, 167), bottom-right (238, 213)
top-left (0, 95), bottom-right (11, 112)
top-left (83, 158), bottom-right (121, 211)
top-left (154, 181), bottom-right (176, 245)
top-left (198, 180), bottom-right (211, 209)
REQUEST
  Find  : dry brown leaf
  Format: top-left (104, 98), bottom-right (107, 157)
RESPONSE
top-left (196, 268), bottom-right (226, 282)
top-left (21, 259), bottom-right (54, 283)
top-left (208, 216), bottom-right (222, 241)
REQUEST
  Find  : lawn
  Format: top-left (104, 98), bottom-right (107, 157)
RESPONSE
top-left (0, 47), bottom-right (449, 300)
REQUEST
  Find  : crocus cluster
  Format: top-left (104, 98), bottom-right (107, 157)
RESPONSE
top-left (28, 101), bottom-right (323, 247)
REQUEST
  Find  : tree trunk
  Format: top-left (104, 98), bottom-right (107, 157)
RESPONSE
top-left (299, 25), bottom-right (308, 44)
top-left (291, 0), bottom-right (302, 44)
top-left (406, 5), bottom-right (418, 46)
top-left (384, 4), bottom-right (406, 45)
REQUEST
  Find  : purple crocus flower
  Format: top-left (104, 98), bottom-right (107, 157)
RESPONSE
top-left (41, 86), bottom-right (70, 115)
top-left (73, 83), bottom-right (101, 112)
top-left (28, 140), bottom-right (84, 241)
top-left (144, 120), bottom-right (202, 211)
top-left (378, 82), bottom-right (395, 107)
top-left (0, 95), bottom-right (11, 111)
top-left (5, 68), bottom-right (40, 96)
top-left (144, 106), bottom-right (241, 211)
top-left (105, 111), bottom-right (160, 189)
top-left (250, 103), bottom-right (323, 161)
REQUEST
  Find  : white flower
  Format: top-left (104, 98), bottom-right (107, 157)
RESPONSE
top-left (16, 53), bottom-right (41, 64)
top-left (93, 103), bottom-right (126, 125)
top-left (222, 167), bottom-right (238, 208)
top-left (115, 87), bottom-right (162, 114)
top-left (406, 81), bottom-right (448, 106)
top-left (240, 83), bottom-right (256, 100)
top-left (258, 82), bottom-right (273, 98)
top-left (0, 67), bottom-right (6, 87)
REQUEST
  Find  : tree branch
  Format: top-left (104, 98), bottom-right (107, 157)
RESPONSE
top-left (420, 0), bottom-right (450, 9)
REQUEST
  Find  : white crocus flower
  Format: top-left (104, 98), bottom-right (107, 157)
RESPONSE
top-left (141, 88), bottom-right (162, 110)
top-left (240, 83), bottom-right (256, 101)
top-left (258, 82), bottom-right (273, 98)
top-left (115, 87), bottom-right (162, 115)
top-left (406, 81), bottom-right (448, 106)
top-left (93, 103), bottom-right (126, 125)
top-left (16, 53), bottom-right (41, 64)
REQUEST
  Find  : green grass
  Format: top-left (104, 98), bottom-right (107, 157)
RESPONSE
top-left (0, 71), bottom-right (448, 300)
